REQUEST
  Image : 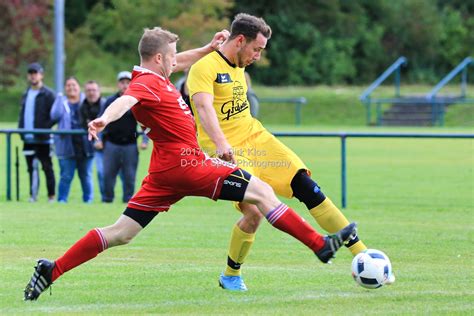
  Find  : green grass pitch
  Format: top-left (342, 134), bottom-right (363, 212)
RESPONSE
top-left (0, 125), bottom-right (473, 314)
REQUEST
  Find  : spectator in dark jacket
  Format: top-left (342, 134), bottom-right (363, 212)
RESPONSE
top-left (80, 80), bottom-right (106, 200)
top-left (50, 77), bottom-right (94, 203)
top-left (102, 71), bottom-right (148, 203)
top-left (18, 62), bottom-right (56, 202)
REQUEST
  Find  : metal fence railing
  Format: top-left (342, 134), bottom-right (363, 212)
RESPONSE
top-left (258, 97), bottom-right (307, 125)
top-left (360, 56), bottom-right (473, 126)
top-left (1, 129), bottom-right (473, 207)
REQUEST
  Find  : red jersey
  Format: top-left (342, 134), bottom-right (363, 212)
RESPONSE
top-left (124, 66), bottom-right (200, 172)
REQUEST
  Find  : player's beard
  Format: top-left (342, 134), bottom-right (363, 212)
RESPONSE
top-left (236, 51), bottom-right (245, 68)
top-left (29, 78), bottom-right (41, 88)
top-left (237, 49), bottom-right (254, 68)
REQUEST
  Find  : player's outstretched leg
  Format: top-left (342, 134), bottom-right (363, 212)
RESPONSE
top-left (218, 204), bottom-right (358, 288)
top-left (291, 170), bottom-right (367, 255)
top-left (23, 210), bottom-right (150, 301)
top-left (238, 172), bottom-right (356, 262)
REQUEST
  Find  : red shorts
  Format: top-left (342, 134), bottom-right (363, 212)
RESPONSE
top-left (128, 156), bottom-right (238, 212)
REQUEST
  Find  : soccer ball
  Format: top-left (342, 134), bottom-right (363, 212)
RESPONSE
top-left (351, 249), bottom-right (392, 289)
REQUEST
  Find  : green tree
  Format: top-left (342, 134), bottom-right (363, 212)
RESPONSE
top-left (0, 0), bottom-right (53, 88)
top-left (233, 0), bottom-right (367, 85)
top-left (236, 0), bottom-right (473, 85)
top-left (439, 6), bottom-right (471, 69)
top-left (66, 0), bottom-right (231, 85)
top-left (65, 0), bottom-right (105, 31)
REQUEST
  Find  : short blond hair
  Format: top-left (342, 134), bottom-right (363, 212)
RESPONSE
top-left (138, 27), bottom-right (179, 61)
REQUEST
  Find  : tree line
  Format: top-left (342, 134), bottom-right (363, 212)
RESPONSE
top-left (1, 0), bottom-right (472, 88)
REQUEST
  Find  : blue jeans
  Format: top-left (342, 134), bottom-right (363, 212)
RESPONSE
top-left (94, 150), bottom-right (105, 199)
top-left (96, 150), bottom-right (124, 199)
top-left (58, 157), bottom-right (94, 203)
top-left (103, 141), bottom-right (138, 203)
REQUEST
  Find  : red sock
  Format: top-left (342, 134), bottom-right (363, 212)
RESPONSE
top-left (266, 204), bottom-right (325, 252)
top-left (52, 229), bottom-right (108, 281)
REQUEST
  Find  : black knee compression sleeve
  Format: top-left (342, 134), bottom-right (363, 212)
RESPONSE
top-left (290, 170), bottom-right (326, 209)
top-left (123, 207), bottom-right (159, 228)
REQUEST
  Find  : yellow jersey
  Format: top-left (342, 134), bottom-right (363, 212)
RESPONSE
top-left (187, 51), bottom-right (266, 154)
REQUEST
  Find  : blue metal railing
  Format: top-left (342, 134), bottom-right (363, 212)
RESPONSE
top-left (360, 56), bottom-right (408, 124)
top-left (426, 57), bottom-right (473, 100)
top-left (258, 97), bottom-right (307, 125)
top-left (273, 131), bottom-right (474, 208)
top-left (1, 129), bottom-right (86, 202)
top-left (425, 57), bottom-right (473, 126)
top-left (2, 129), bottom-right (473, 208)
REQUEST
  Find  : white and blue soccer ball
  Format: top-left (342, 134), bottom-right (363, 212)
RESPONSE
top-left (351, 249), bottom-right (392, 289)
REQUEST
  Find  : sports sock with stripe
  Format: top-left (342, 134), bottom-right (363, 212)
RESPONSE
top-left (266, 203), bottom-right (325, 252)
top-left (52, 228), bottom-right (108, 281)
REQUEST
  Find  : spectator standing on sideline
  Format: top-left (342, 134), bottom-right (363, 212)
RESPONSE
top-left (50, 77), bottom-right (95, 203)
top-left (101, 71), bottom-right (148, 203)
top-left (18, 62), bottom-right (56, 202)
top-left (80, 80), bottom-right (107, 200)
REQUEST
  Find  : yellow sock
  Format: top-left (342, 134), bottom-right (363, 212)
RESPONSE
top-left (309, 197), bottom-right (367, 255)
top-left (347, 241), bottom-right (367, 255)
top-left (224, 224), bottom-right (255, 276)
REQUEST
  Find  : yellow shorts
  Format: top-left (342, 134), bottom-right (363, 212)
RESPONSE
top-left (232, 130), bottom-right (309, 198)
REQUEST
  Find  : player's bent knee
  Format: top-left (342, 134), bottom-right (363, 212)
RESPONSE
top-left (243, 213), bottom-right (263, 228)
top-left (290, 169), bottom-right (326, 209)
top-left (240, 203), bottom-right (264, 221)
top-left (101, 208), bottom-right (159, 246)
top-left (114, 232), bottom-right (135, 245)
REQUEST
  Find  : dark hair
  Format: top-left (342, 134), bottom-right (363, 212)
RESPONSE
top-left (229, 13), bottom-right (272, 41)
top-left (138, 27), bottom-right (179, 61)
top-left (65, 76), bottom-right (80, 86)
top-left (85, 80), bottom-right (99, 86)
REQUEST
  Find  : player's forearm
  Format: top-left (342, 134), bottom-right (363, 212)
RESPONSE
top-left (195, 103), bottom-right (228, 149)
top-left (174, 30), bottom-right (228, 73)
top-left (101, 95), bottom-right (137, 125)
top-left (175, 45), bottom-right (213, 73)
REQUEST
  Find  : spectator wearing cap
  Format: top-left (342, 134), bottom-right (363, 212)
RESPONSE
top-left (50, 77), bottom-right (94, 203)
top-left (101, 71), bottom-right (148, 203)
top-left (80, 80), bottom-right (107, 200)
top-left (18, 62), bottom-right (56, 202)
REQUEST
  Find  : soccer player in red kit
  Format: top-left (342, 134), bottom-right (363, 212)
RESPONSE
top-left (24, 27), bottom-right (356, 300)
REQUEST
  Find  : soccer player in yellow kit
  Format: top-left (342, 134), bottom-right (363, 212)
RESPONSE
top-left (188, 13), bottom-right (384, 291)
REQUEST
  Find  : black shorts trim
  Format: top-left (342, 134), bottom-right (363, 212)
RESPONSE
top-left (218, 168), bottom-right (252, 202)
top-left (123, 207), bottom-right (159, 228)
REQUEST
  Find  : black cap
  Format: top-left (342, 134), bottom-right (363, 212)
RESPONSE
top-left (27, 63), bottom-right (44, 73)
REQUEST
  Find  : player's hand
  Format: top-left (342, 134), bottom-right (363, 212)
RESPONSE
top-left (93, 140), bottom-right (103, 150)
top-left (216, 142), bottom-right (235, 164)
top-left (210, 29), bottom-right (230, 50)
top-left (88, 118), bottom-right (107, 141)
top-left (139, 142), bottom-right (148, 150)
